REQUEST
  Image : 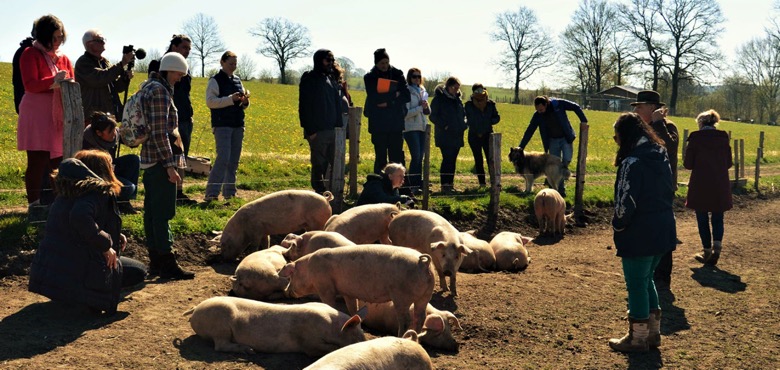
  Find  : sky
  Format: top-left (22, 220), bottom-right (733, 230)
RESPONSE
top-left (1, 0), bottom-right (777, 89)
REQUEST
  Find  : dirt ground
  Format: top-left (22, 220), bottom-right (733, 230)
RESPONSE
top-left (1, 193), bottom-right (779, 369)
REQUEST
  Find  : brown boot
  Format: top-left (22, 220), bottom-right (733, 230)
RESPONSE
top-left (647, 309), bottom-right (661, 348)
top-left (609, 318), bottom-right (650, 352)
top-left (158, 252), bottom-right (195, 280)
top-left (694, 248), bottom-right (712, 264)
top-left (708, 241), bottom-right (722, 266)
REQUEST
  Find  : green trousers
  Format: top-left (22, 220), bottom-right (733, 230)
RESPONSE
top-left (143, 163), bottom-right (177, 254)
top-left (621, 254), bottom-right (664, 320)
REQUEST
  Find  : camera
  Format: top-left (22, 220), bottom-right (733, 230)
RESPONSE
top-left (121, 45), bottom-right (147, 69)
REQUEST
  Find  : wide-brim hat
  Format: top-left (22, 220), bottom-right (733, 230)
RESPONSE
top-left (631, 90), bottom-right (665, 106)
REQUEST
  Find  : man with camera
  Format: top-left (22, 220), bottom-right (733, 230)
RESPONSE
top-left (74, 29), bottom-right (135, 119)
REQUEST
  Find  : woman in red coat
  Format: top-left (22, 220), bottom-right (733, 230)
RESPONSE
top-left (684, 109), bottom-right (732, 266)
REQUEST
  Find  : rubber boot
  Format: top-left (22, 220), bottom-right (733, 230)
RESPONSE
top-left (147, 249), bottom-right (161, 277)
top-left (694, 248), bottom-right (712, 264)
top-left (609, 318), bottom-right (650, 352)
top-left (159, 252), bottom-right (195, 280)
top-left (648, 309), bottom-right (661, 348)
top-left (708, 241), bottom-right (722, 266)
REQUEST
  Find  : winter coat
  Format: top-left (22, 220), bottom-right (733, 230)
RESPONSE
top-left (518, 98), bottom-right (585, 152)
top-left (612, 138), bottom-right (677, 258)
top-left (74, 52), bottom-right (130, 118)
top-left (429, 84), bottom-right (466, 148)
top-left (298, 70), bottom-right (344, 137)
top-left (356, 173), bottom-right (405, 206)
top-left (404, 84), bottom-right (428, 132)
top-left (28, 158), bottom-right (124, 312)
top-left (363, 66), bottom-right (411, 134)
top-left (650, 119), bottom-right (680, 186)
top-left (684, 128), bottom-right (733, 212)
top-left (464, 99), bottom-right (500, 137)
top-left (82, 125), bottom-right (119, 159)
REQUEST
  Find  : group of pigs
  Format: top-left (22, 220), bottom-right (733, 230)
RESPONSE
top-left (185, 189), bottom-right (538, 369)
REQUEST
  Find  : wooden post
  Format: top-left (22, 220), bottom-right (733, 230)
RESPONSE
top-left (486, 133), bottom-right (502, 231)
top-left (347, 107), bottom-right (362, 197)
top-left (734, 139), bottom-right (739, 182)
top-left (573, 122), bottom-right (589, 226)
top-left (331, 127), bottom-right (346, 213)
top-left (681, 129), bottom-right (689, 164)
top-left (422, 125), bottom-right (432, 210)
top-left (755, 147), bottom-right (762, 191)
top-left (759, 131), bottom-right (765, 150)
top-left (60, 81), bottom-right (84, 159)
top-left (739, 139), bottom-right (745, 179)
top-left (728, 131), bottom-right (732, 140)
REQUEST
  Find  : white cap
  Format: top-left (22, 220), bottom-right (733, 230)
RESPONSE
top-left (159, 52), bottom-right (188, 74)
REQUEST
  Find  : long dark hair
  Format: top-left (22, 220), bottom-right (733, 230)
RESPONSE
top-left (613, 112), bottom-right (664, 166)
top-left (34, 14), bottom-right (66, 50)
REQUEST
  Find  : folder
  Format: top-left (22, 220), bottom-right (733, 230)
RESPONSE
top-left (376, 78), bottom-right (397, 94)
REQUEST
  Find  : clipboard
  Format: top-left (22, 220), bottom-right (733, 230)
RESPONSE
top-left (377, 78), bottom-right (397, 94)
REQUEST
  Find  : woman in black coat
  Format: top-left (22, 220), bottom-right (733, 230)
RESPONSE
top-left (464, 83), bottom-right (500, 186)
top-left (429, 77), bottom-right (466, 193)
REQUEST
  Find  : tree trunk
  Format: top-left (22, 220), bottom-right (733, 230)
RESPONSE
top-left (513, 60), bottom-right (521, 104)
top-left (201, 55), bottom-right (206, 78)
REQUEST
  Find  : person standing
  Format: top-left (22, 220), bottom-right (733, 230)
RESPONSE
top-left (17, 14), bottom-right (74, 221)
top-left (205, 51), bottom-right (250, 202)
top-left (631, 90), bottom-right (679, 291)
top-left (518, 96), bottom-right (587, 197)
top-left (403, 68), bottom-right (429, 195)
top-left (12, 26), bottom-right (35, 114)
top-left (429, 77), bottom-right (466, 194)
top-left (685, 110), bottom-right (732, 266)
top-left (609, 112), bottom-right (676, 353)
top-left (464, 83), bottom-right (500, 187)
top-left (149, 35), bottom-right (195, 204)
top-left (74, 29), bottom-right (134, 119)
top-left (139, 52), bottom-right (194, 280)
top-left (299, 49), bottom-right (344, 194)
top-left (363, 48), bottom-right (410, 174)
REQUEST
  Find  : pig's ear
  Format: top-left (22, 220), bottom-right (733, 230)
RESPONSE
top-left (278, 263), bottom-right (295, 278)
top-left (395, 201), bottom-right (402, 210)
top-left (458, 244), bottom-right (473, 256)
top-left (341, 314), bottom-right (362, 333)
top-left (431, 242), bottom-right (446, 251)
top-left (520, 236), bottom-right (533, 246)
top-left (402, 329), bottom-right (419, 342)
top-left (423, 315), bottom-right (445, 333)
top-left (444, 312), bottom-right (463, 330)
top-left (229, 275), bottom-right (238, 283)
top-left (356, 305), bottom-right (368, 320)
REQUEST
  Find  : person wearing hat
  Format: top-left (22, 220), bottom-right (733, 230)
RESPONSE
top-left (299, 49), bottom-right (345, 194)
top-left (464, 83), bottom-right (500, 187)
top-left (631, 90), bottom-right (679, 291)
top-left (139, 51), bottom-right (194, 280)
top-left (74, 29), bottom-right (135, 119)
top-left (363, 48), bottom-right (411, 175)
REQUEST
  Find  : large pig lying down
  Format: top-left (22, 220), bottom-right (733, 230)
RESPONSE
top-left (185, 297), bottom-right (364, 356)
top-left (489, 231), bottom-right (532, 272)
top-left (459, 231), bottom-right (496, 272)
top-left (219, 190), bottom-right (333, 261)
top-left (388, 210), bottom-right (472, 296)
top-left (281, 230), bottom-right (355, 261)
top-left (534, 188), bottom-right (566, 236)
top-left (280, 245), bottom-right (434, 337)
top-left (323, 203), bottom-right (402, 244)
top-left (362, 301), bottom-right (462, 351)
top-left (229, 245), bottom-right (289, 300)
top-left (304, 330), bottom-right (434, 370)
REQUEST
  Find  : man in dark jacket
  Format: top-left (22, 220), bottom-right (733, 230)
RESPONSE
top-left (363, 48), bottom-right (411, 174)
top-left (299, 49), bottom-right (344, 194)
top-left (74, 29), bottom-right (135, 119)
top-left (519, 96), bottom-right (587, 197)
top-left (464, 83), bottom-right (500, 186)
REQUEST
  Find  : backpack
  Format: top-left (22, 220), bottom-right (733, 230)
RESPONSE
top-left (119, 86), bottom-right (149, 147)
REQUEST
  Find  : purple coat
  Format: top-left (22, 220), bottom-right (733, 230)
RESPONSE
top-left (684, 128), bottom-right (733, 212)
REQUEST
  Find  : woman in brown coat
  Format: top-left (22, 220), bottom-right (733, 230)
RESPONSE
top-left (684, 109), bottom-right (732, 266)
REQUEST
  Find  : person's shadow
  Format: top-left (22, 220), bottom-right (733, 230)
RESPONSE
top-left (0, 302), bottom-right (128, 362)
top-left (690, 266), bottom-right (747, 293)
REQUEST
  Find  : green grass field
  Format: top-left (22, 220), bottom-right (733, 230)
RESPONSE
top-left (2, 62), bottom-right (778, 236)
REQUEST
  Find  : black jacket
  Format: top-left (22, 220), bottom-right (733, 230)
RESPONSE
top-left (363, 66), bottom-right (410, 134)
top-left (356, 173), bottom-right (404, 206)
top-left (149, 59), bottom-right (193, 122)
top-left (464, 99), bottom-right (500, 137)
top-left (299, 70), bottom-right (344, 137)
top-left (430, 84), bottom-right (466, 148)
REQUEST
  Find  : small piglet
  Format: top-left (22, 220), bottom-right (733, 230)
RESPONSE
top-left (219, 190), bottom-right (333, 261)
top-left (280, 245), bottom-right (435, 336)
top-left (458, 231), bottom-right (496, 272)
top-left (229, 245), bottom-right (289, 300)
top-left (324, 203), bottom-right (402, 244)
top-left (489, 231), bottom-right (532, 272)
top-left (281, 230), bottom-right (355, 261)
top-left (534, 188), bottom-right (566, 236)
top-left (185, 297), bottom-right (365, 356)
top-left (363, 301), bottom-right (462, 351)
top-left (304, 330), bottom-right (434, 370)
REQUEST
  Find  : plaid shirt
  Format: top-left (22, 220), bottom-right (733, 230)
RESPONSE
top-left (139, 73), bottom-right (180, 168)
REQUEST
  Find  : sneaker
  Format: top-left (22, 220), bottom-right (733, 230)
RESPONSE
top-left (27, 201), bottom-right (49, 224)
top-left (203, 195), bottom-right (219, 203)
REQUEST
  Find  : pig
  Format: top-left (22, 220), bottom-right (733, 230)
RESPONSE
top-left (534, 188), bottom-right (566, 236)
top-left (388, 210), bottom-right (472, 296)
top-left (281, 230), bottom-right (356, 261)
top-left (219, 190), bottom-right (333, 261)
top-left (458, 231), bottom-right (496, 272)
top-left (323, 203), bottom-right (402, 244)
top-left (229, 245), bottom-right (289, 300)
top-left (489, 231), bottom-right (533, 272)
top-left (184, 297), bottom-right (365, 356)
top-left (304, 330), bottom-right (434, 370)
top-left (362, 301), bottom-right (462, 351)
top-left (279, 245), bottom-right (435, 337)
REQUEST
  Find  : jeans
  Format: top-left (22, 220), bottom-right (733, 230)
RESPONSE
top-left (548, 137), bottom-right (573, 192)
top-left (206, 127), bottom-right (244, 198)
top-left (308, 129), bottom-right (335, 193)
top-left (439, 146), bottom-right (461, 186)
top-left (371, 131), bottom-right (405, 174)
top-left (468, 133), bottom-right (491, 185)
top-left (179, 119), bottom-right (193, 157)
top-left (114, 154), bottom-right (140, 201)
top-left (621, 254), bottom-right (664, 320)
top-left (142, 163), bottom-right (176, 254)
top-left (695, 211), bottom-right (725, 247)
top-left (404, 130), bottom-right (426, 189)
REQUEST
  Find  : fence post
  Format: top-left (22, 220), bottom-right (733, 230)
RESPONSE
top-left (734, 139), bottom-right (739, 182)
top-left (331, 127), bottom-right (346, 213)
top-left (61, 81), bottom-right (84, 159)
top-left (739, 139), bottom-right (745, 179)
top-left (422, 125), bottom-right (432, 210)
top-left (486, 133), bottom-right (502, 231)
top-left (347, 107), bottom-right (362, 197)
top-left (681, 129), bottom-right (689, 164)
top-left (573, 122), bottom-right (589, 226)
top-left (759, 131), bottom-right (765, 151)
top-left (755, 147), bottom-right (762, 192)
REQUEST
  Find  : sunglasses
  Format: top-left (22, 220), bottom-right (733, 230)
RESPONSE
top-left (325, 58), bottom-right (335, 62)
top-left (411, 75), bottom-right (422, 78)
top-left (90, 38), bottom-right (106, 44)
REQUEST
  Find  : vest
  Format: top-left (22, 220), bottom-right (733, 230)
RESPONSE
top-left (210, 70), bottom-right (245, 127)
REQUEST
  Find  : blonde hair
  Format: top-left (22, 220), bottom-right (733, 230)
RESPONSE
top-left (74, 150), bottom-right (122, 195)
top-left (383, 163), bottom-right (406, 176)
top-left (697, 109), bottom-right (720, 127)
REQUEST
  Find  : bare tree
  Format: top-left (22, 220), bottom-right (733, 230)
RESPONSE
top-left (561, 0), bottom-right (617, 99)
top-left (490, 7), bottom-right (556, 104)
top-left (718, 74), bottom-right (756, 122)
top-left (235, 54), bottom-right (258, 81)
top-left (617, 0), bottom-right (667, 91)
top-left (656, 0), bottom-right (725, 114)
top-left (336, 56), bottom-right (355, 78)
top-left (423, 70), bottom-right (452, 95)
top-left (134, 48), bottom-right (161, 73)
top-left (607, 31), bottom-right (639, 86)
top-left (738, 35), bottom-right (780, 124)
top-left (249, 17), bottom-right (311, 85)
top-left (183, 13), bottom-right (226, 77)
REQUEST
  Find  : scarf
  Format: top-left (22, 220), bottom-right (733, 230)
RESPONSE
top-left (33, 40), bottom-right (64, 130)
top-left (471, 91), bottom-right (488, 112)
